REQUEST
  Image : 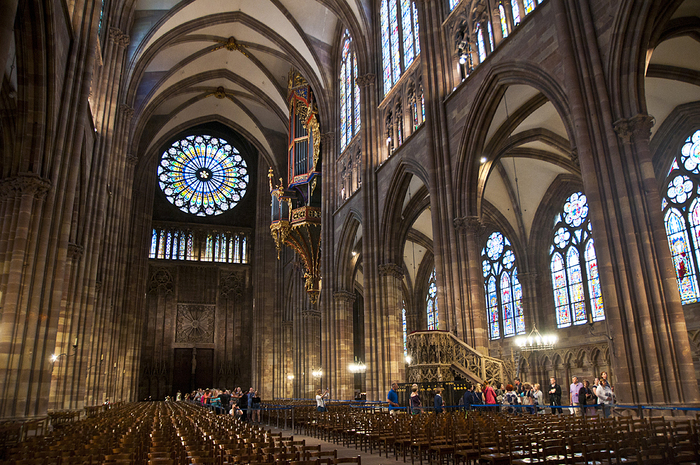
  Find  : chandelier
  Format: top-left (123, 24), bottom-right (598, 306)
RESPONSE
top-left (515, 326), bottom-right (557, 352)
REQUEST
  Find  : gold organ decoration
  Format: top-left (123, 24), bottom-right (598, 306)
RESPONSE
top-left (270, 71), bottom-right (322, 304)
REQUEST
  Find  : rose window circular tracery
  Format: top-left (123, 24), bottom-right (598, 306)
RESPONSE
top-left (158, 134), bottom-right (248, 216)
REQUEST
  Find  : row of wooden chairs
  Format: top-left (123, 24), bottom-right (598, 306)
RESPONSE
top-left (280, 403), bottom-right (700, 465)
top-left (6, 401), bottom-right (362, 464)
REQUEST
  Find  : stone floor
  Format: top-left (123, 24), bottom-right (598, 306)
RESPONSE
top-left (262, 423), bottom-right (401, 465)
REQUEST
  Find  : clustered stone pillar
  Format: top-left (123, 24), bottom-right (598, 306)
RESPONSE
top-left (552, 0), bottom-right (700, 405)
top-left (332, 290), bottom-right (356, 400)
top-left (377, 264), bottom-right (406, 388)
top-left (454, 216), bottom-right (489, 352)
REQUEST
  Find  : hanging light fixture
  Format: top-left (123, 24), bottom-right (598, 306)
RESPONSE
top-left (348, 359), bottom-right (367, 373)
top-left (515, 326), bottom-right (557, 352)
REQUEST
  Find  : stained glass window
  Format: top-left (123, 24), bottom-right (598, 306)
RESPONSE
top-left (482, 231), bottom-right (525, 339)
top-left (340, 32), bottom-right (361, 153)
top-left (550, 192), bottom-right (605, 328)
top-left (158, 135), bottom-right (248, 216)
top-left (511, 0), bottom-right (521, 26)
top-left (488, 21), bottom-right (495, 52)
top-left (499, 4), bottom-right (509, 38)
top-left (402, 300), bottom-right (408, 356)
top-left (149, 227), bottom-right (247, 264)
top-left (449, 0), bottom-right (460, 11)
top-left (426, 269), bottom-right (439, 330)
top-left (381, 0), bottom-right (421, 95)
top-left (524, 0), bottom-right (535, 14)
top-left (662, 129), bottom-right (700, 304)
top-left (476, 25), bottom-right (486, 63)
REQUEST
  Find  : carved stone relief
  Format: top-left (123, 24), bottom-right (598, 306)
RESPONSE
top-left (175, 304), bottom-right (215, 343)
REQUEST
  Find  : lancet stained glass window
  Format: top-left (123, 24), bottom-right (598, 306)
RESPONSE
top-left (524, 0), bottom-right (535, 14)
top-left (499, 4), bottom-right (509, 38)
top-left (476, 25), bottom-right (486, 63)
top-left (340, 31), bottom-right (361, 152)
top-left (381, 0), bottom-right (421, 95)
top-left (426, 268), bottom-right (439, 330)
top-left (511, 0), bottom-right (521, 26)
top-left (449, 0), bottom-right (460, 11)
top-left (662, 129), bottom-right (700, 304)
top-left (158, 135), bottom-right (248, 216)
top-left (550, 192), bottom-right (605, 328)
top-left (482, 231), bottom-right (525, 340)
top-left (402, 300), bottom-right (408, 356)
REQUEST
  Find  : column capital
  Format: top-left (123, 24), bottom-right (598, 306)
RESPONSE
top-left (67, 242), bottom-right (84, 261)
top-left (126, 154), bottom-right (139, 166)
top-left (454, 216), bottom-right (484, 235)
top-left (356, 74), bottom-right (376, 88)
top-left (333, 290), bottom-right (356, 303)
top-left (320, 132), bottom-right (335, 146)
top-left (613, 114), bottom-right (655, 144)
top-left (0, 174), bottom-right (52, 200)
top-left (108, 27), bottom-right (130, 47)
top-left (570, 148), bottom-right (579, 165)
top-left (119, 104), bottom-right (134, 122)
top-left (378, 263), bottom-right (404, 279)
top-left (302, 309), bottom-right (321, 319)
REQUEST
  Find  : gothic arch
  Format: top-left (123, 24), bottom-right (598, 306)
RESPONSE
top-left (335, 211), bottom-right (363, 291)
top-left (379, 161), bottom-right (431, 264)
top-left (607, 0), bottom-right (686, 118)
top-left (455, 62), bottom-right (574, 218)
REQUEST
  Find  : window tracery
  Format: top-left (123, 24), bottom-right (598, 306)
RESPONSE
top-left (158, 135), bottom-right (248, 217)
top-left (381, 0), bottom-right (421, 95)
top-left (340, 31), bottom-right (361, 153)
top-left (402, 299), bottom-right (408, 356)
top-left (482, 231), bottom-right (525, 339)
top-left (150, 224), bottom-right (249, 264)
top-left (550, 192), bottom-right (605, 328)
top-left (662, 129), bottom-right (700, 304)
top-left (427, 268), bottom-right (439, 330)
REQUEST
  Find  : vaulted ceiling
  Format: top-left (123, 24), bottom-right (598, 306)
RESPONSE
top-left (123, 0), bottom-right (371, 171)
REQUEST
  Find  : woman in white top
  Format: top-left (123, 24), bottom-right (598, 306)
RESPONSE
top-left (316, 388), bottom-right (329, 412)
top-left (532, 384), bottom-right (544, 414)
top-left (596, 378), bottom-right (614, 418)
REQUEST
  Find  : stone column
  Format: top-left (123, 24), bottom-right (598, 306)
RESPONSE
top-left (332, 290), bottom-right (356, 400)
top-left (377, 264), bottom-right (406, 385)
top-left (454, 216), bottom-right (489, 352)
top-left (491, 7), bottom-right (504, 45)
top-left (517, 271), bottom-right (539, 332)
top-left (552, 0), bottom-right (700, 405)
top-left (301, 308), bottom-right (321, 398)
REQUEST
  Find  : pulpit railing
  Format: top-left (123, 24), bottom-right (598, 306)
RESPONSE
top-left (406, 330), bottom-right (514, 386)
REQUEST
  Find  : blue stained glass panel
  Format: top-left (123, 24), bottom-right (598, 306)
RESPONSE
top-left (524, 0), bottom-right (535, 13)
top-left (340, 61), bottom-right (347, 150)
top-left (150, 230), bottom-right (158, 258)
top-left (573, 301), bottom-right (586, 324)
top-left (488, 21), bottom-right (494, 52)
top-left (401, 0), bottom-right (414, 67)
top-left (499, 5), bottom-right (508, 38)
top-left (389, 0), bottom-right (401, 85)
top-left (413, 2), bottom-right (420, 55)
top-left (512, 0), bottom-right (521, 25)
top-left (476, 25), bottom-right (486, 62)
top-left (354, 53), bottom-right (360, 134)
top-left (381, 0), bottom-right (392, 94)
top-left (402, 304), bottom-right (408, 356)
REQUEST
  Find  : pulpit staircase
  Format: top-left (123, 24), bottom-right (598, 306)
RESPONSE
top-left (406, 330), bottom-right (515, 386)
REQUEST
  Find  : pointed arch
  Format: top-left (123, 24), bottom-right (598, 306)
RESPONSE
top-left (454, 63), bottom-right (574, 219)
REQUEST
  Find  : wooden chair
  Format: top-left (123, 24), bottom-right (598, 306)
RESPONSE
top-left (333, 457), bottom-right (361, 465)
